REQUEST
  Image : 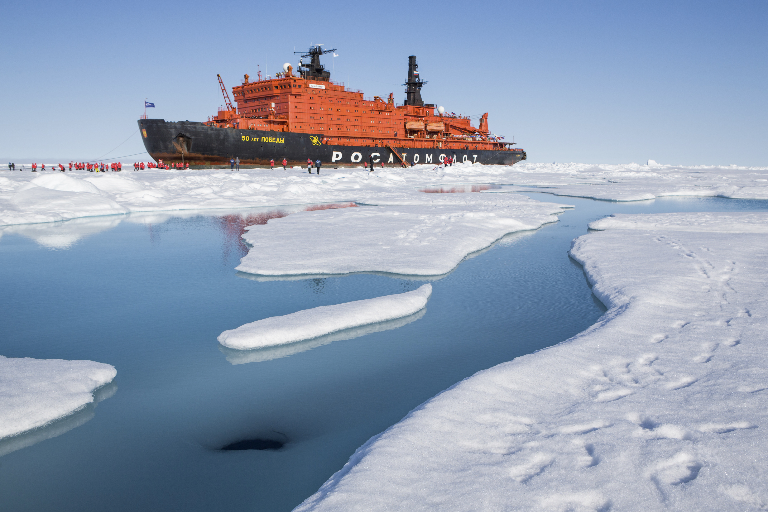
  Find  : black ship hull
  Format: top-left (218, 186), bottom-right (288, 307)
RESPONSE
top-left (138, 119), bottom-right (526, 168)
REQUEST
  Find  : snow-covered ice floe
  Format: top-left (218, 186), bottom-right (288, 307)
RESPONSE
top-left (0, 357), bottom-right (117, 444)
top-left (219, 284), bottom-right (432, 350)
top-left (220, 309), bottom-right (426, 365)
top-left (236, 195), bottom-right (564, 277)
top-left (295, 212), bottom-right (768, 511)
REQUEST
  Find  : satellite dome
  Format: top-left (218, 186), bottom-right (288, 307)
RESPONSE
top-left (283, 63), bottom-right (291, 72)
top-left (437, 106), bottom-right (445, 114)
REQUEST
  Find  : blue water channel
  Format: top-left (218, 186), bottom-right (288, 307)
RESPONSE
top-left (1, 194), bottom-right (766, 511)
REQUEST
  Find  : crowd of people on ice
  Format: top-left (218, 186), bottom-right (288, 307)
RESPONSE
top-left (8, 153), bottom-right (458, 173)
top-left (5, 160), bottom-right (186, 172)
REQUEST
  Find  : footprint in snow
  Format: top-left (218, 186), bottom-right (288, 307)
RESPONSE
top-left (693, 342), bottom-right (717, 363)
top-left (627, 413), bottom-right (691, 440)
top-left (539, 491), bottom-right (610, 512)
top-left (650, 452), bottom-right (703, 486)
top-left (594, 387), bottom-right (633, 402)
top-left (697, 422), bottom-right (756, 434)
top-left (664, 375), bottom-right (697, 390)
top-left (508, 452), bottom-right (554, 483)
top-left (572, 440), bottom-right (600, 468)
top-left (559, 420), bottom-right (611, 435)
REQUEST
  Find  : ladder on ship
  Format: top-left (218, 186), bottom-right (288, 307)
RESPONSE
top-left (385, 144), bottom-right (409, 167)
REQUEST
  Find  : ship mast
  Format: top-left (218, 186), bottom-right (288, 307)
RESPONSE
top-left (403, 55), bottom-right (426, 107)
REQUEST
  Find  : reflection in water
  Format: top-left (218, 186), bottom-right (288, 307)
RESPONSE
top-left (308, 278), bottom-right (326, 294)
top-left (0, 203), bottom-right (360, 257)
top-left (214, 203), bottom-right (358, 261)
top-left (220, 308), bottom-right (427, 365)
top-left (0, 382), bottom-right (117, 458)
top-left (215, 210), bottom-right (289, 260)
top-left (237, 270), bottom-right (443, 282)
top-left (420, 184), bottom-right (499, 193)
top-left (0, 216), bottom-right (123, 249)
top-left (304, 202), bottom-right (357, 212)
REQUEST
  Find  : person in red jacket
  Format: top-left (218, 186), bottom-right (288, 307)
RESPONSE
top-left (140, 162), bottom-right (145, 170)
top-left (282, 158), bottom-right (287, 170)
top-left (270, 158), bottom-right (274, 169)
top-left (69, 162), bottom-right (72, 171)
top-left (32, 163), bottom-right (37, 171)
top-left (117, 162), bottom-right (122, 171)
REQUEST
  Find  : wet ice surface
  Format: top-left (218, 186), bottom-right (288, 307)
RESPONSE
top-left (0, 195), bottom-right (766, 511)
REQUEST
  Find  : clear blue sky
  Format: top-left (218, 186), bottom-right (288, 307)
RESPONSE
top-left (2, 0), bottom-right (766, 165)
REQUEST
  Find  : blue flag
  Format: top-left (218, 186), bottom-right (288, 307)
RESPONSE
top-left (145, 101), bottom-right (155, 108)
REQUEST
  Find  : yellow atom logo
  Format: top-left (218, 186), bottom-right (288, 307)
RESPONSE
top-left (309, 135), bottom-right (322, 146)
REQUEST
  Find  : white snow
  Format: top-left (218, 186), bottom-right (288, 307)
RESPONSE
top-left (2, 162), bottom-right (768, 227)
top-left (0, 356), bottom-right (116, 440)
top-left (294, 212), bottom-right (768, 511)
top-left (219, 284), bottom-right (432, 350)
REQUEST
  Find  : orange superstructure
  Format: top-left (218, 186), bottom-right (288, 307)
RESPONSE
top-left (206, 47), bottom-right (516, 154)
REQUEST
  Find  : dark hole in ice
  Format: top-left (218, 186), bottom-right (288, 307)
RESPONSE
top-left (220, 438), bottom-right (284, 451)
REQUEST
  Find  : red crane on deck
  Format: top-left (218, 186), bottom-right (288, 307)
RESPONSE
top-left (217, 74), bottom-right (235, 112)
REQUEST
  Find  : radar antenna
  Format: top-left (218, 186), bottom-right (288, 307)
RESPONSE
top-left (294, 45), bottom-right (337, 81)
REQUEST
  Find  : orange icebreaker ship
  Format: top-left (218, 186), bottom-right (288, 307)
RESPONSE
top-left (138, 46), bottom-right (526, 167)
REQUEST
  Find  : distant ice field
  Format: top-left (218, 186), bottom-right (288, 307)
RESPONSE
top-left (2, 161), bottom-right (768, 227)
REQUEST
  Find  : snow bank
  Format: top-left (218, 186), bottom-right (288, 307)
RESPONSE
top-left (295, 212), bottom-right (768, 511)
top-left (0, 356), bottom-right (117, 440)
top-left (21, 173), bottom-right (102, 194)
top-left (219, 284), bottom-right (432, 350)
top-left (236, 196), bottom-right (564, 277)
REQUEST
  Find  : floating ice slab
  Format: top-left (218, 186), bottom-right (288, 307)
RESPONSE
top-left (295, 212), bottom-right (768, 511)
top-left (0, 356), bottom-right (117, 440)
top-left (236, 196), bottom-right (564, 277)
top-left (221, 309), bottom-right (426, 364)
top-left (219, 284), bottom-right (432, 350)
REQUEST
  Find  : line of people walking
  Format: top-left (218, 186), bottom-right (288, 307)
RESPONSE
top-left (5, 161), bottom-right (169, 172)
